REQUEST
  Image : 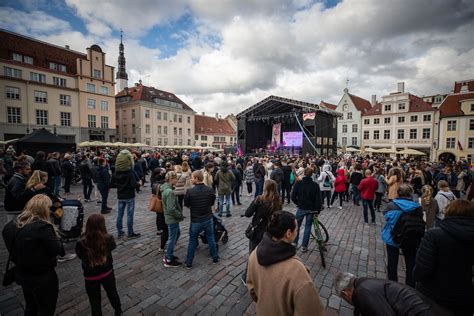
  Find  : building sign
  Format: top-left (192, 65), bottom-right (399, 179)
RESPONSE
top-left (303, 112), bottom-right (316, 121)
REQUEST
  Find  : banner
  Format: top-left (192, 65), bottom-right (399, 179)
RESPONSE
top-left (272, 123), bottom-right (281, 146)
top-left (303, 112), bottom-right (316, 121)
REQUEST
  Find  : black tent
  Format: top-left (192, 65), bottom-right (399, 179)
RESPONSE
top-left (15, 128), bottom-right (76, 154)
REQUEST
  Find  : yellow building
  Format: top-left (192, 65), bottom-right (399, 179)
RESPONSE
top-left (436, 79), bottom-right (474, 163)
top-left (194, 114), bottom-right (236, 149)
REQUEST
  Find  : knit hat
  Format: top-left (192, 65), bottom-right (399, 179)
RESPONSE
top-left (115, 149), bottom-right (134, 172)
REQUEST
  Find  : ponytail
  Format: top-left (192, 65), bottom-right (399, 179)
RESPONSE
top-left (267, 211), bottom-right (296, 239)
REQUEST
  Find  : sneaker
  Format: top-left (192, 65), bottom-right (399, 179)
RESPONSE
top-left (212, 258), bottom-right (219, 264)
top-left (117, 232), bottom-right (125, 238)
top-left (106, 207), bottom-right (112, 211)
top-left (184, 262), bottom-right (192, 269)
top-left (97, 201), bottom-right (102, 204)
top-left (162, 256), bottom-right (179, 263)
top-left (84, 199), bottom-right (92, 202)
top-left (163, 259), bottom-right (182, 268)
top-left (218, 213), bottom-right (222, 217)
top-left (127, 233), bottom-right (141, 238)
top-left (157, 248), bottom-right (165, 253)
top-left (301, 247), bottom-right (308, 253)
top-left (338, 206), bottom-right (343, 210)
top-left (58, 253), bottom-right (76, 262)
top-left (240, 275), bottom-right (247, 286)
top-left (101, 210), bottom-right (111, 214)
top-left (226, 213), bottom-right (232, 217)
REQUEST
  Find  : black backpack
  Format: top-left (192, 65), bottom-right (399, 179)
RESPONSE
top-left (391, 207), bottom-right (426, 250)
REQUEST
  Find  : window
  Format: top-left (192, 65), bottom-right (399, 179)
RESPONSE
top-left (157, 126), bottom-right (162, 134)
top-left (364, 119), bottom-right (370, 125)
top-left (384, 117), bottom-right (391, 124)
top-left (373, 130), bottom-right (380, 140)
top-left (13, 53), bottom-right (33, 64)
top-left (410, 129), bottom-right (417, 139)
top-left (446, 137), bottom-right (456, 148)
top-left (347, 112), bottom-right (352, 119)
top-left (145, 125), bottom-right (150, 134)
top-left (179, 139), bottom-right (183, 146)
top-left (342, 124), bottom-right (347, 133)
top-left (398, 116), bottom-right (405, 123)
top-left (342, 137), bottom-right (347, 145)
top-left (60, 94), bottom-right (71, 106)
top-left (4, 67), bottom-right (22, 78)
top-left (468, 154), bottom-right (473, 164)
top-left (352, 124), bottom-right (358, 133)
top-left (100, 116), bottom-right (109, 129)
top-left (100, 86), bottom-right (108, 95)
top-left (87, 99), bottom-right (96, 109)
top-left (187, 128), bottom-right (191, 136)
top-left (363, 130), bottom-right (369, 140)
top-left (53, 77), bottom-right (66, 86)
top-left (384, 130), bottom-right (390, 139)
top-left (447, 120), bottom-right (456, 131)
top-left (173, 114), bottom-right (177, 122)
top-left (34, 91), bottom-right (47, 103)
top-left (5, 86), bottom-right (20, 100)
top-left (157, 138), bottom-right (162, 146)
top-left (410, 115), bottom-right (418, 122)
top-left (187, 116), bottom-right (191, 124)
top-left (100, 100), bottom-right (108, 111)
top-left (7, 107), bottom-right (21, 124)
top-left (471, 104), bottom-right (474, 112)
top-left (30, 72), bottom-right (46, 83)
top-left (178, 115), bottom-right (182, 123)
top-left (49, 62), bottom-right (66, 72)
top-left (398, 103), bottom-right (406, 110)
top-left (195, 135), bottom-right (199, 140)
top-left (174, 127), bottom-right (177, 135)
top-left (36, 110), bottom-right (48, 125)
top-left (164, 126), bottom-right (168, 135)
top-left (93, 69), bottom-right (101, 78)
top-left (174, 139), bottom-right (178, 146)
top-left (146, 138), bottom-right (151, 146)
top-left (86, 83), bottom-right (96, 93)
top-left (88, 115), bottom-right (96, 128)
top-left (145, 110), bottom-right (150, 118)
top-left (423, 114), bottom-right (431, 122)
top-left (179, 128), bottom-right (182, 135)
top-left (60, 112), bottom-right (71, 127)
top-left (351, 137), bottom-right (357, 146)
top-left (25, 56), bottom-right (34, 64)
top-left (468, 138), bottom-right (474, 149)
top-left (164, 138), bottom-right (168, 146)
top-left (470, 119), bottom-right (474, 130)
top-left (422, 128), bottom-right (430, 139)
top-left (397, 129), bottom-right (404, 139)
top-left (164, 112), bottom-right (168, 121)
top-left (188, 139), bottom-right (191, 146)
top-left (12, 53), bottom-right (22, 62)
top-left (157, 112), bottom-right (161, 120)
top-left (385, 104), bottom-right (392, 111)
top-left (201, 135), bottom-right (207, 141)
top-left (132, 124), bottom-right (136, 134)
top-left (131, 109), bottom-right (136, 119)
top-left (374, 118), bottom-right (380, 124)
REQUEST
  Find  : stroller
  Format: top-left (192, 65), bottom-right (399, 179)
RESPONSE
top-left (57, 199), bottom-right (84, 241)
top-left (198, 214), bottom-right (229, 250)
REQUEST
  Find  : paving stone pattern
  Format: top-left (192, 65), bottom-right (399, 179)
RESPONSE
top-left (0, 181), bottom-right (407, 315)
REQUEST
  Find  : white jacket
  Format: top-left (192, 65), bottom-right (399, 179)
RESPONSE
top-left (434, 190), bottom-right (456, 220)
top-left (317, 165), bottom-right (335, 191)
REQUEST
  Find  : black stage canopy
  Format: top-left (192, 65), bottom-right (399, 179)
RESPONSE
top-left (15, 128), bottom-right (76, 154)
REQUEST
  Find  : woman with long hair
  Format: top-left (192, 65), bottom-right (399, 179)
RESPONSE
top-left (386, 167), bottom-right (403, 201)
top-left (2, 194), bottom-right (65, 315)
top-left (26, 170), bottom-right (62, 205)
top-left (75, 214), bottom-right (122, 316)
top-left (419, 185), bottom-right (437, 229)
top-left (243, 161), bottom-right (255, 196)
top-left (241, 179), bottom-right (282, 284)
top-left (174, 162), bottom-right (192, 208)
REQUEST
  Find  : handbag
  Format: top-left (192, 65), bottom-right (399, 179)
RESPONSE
top-left (245, 217), bottom-right (264, 239)
top-left (148, 184), bottom-right (163, 213)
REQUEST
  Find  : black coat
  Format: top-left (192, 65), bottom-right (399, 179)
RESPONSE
top-left (291, 176), bottom-right (322, 212)
top-left (75, 235), bottom-right (116, 277)
top-left (184, 183), bottom-right (215, 223)
top-left (244, 198), bottom-right (274, 247)
top-left (4, 173), bottom-right (35, 213)
top-left (61, 160), bottom-right (74, 177)
top-left (46, 158), bottom-right (62, 177)
top-left (413, 216), bottom-right (474, 315)
top-left (281, 165), bottom-right (292, 186)
top-left (94, 165), bottom-right (111, 189)
top-left (352, 278), bottom-right (453, 316)
top-left (110, 170), bottom-right (139, 200)
top-left (270, 168), bottom-right (284, 186)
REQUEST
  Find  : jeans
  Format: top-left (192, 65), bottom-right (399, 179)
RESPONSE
top-left (116, 198), bottom-right (135, 236)
top-left (254, 179), bottom-right (264, 197)
top-left (246, 182), bottom-right (253, 194)
top-left (52, 176), bottom-right (61, 196)
top-left (351, 185), bottom-right (360, 205)
top-left (64, 175), bottom-right (72, 193)
top-left (85, 271), bottom-right (122, 316)
top-left (321, 190), bottom-right (331, 207)
top-left (386, 244), bottom-right (416, 288)
top-left (362, 199), bottom-right (376, 223)
top-left (98, 185), bottom-right (109, 212)
top-left (294, 209), bottom-right (313, 248)
top-left (166, 223), bottom-right (181, 261)
top-left (374, 192), bottom-right (383, 211)
top-left (218, 194), bottom-right (231, 215)
top-left (83, 177), bottom-right (93, 200)
top-left (281, 184), bottom-right (292, 203)
top-left (156, 213), bottom-right (168, 250)
top-left (232, 185), bottom-right (241, 204)
top-left (186, 218), bottom-right (219, 265)
top-left (330, 191), bottom-right (344, 207)
top-left (20, 270), bottom-right (58, 316)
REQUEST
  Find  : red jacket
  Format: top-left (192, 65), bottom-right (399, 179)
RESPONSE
top-left (334, 169), bottom-right (347, 193)
top-left (357, 176), bottom-right (378, 200)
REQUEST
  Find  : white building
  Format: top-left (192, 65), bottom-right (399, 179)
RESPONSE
top-left (361, 82), bottom-right (436, 159)
top-left (335, 88), bottom-right (373, 148)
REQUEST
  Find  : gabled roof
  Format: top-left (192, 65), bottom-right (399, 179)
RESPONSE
top-left (453, 79), bottom-right (474, 93)
top-left (320, 101), bottom-right (337, 111)
top-left (439, 92), bottom-right (474, 118)
top-left (195, 115), bottom-right (236, 135)
top-left (362, 102), bottom-right (382, 116)
top-left (115, 83), bottom-right (194, 111)
top-left (348, 93), bottom-right (372, 112)
top-left (408, 94), bottom-right (435, 112)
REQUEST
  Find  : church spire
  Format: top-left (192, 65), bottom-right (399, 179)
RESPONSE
top-left (116, 29), bottom-right (128, 93)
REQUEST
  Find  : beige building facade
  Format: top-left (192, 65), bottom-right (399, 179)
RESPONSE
top-left (194, 114), bottom-right (236, 149)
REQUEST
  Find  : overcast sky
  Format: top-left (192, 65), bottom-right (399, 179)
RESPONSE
top-left (1, 0), bottom-right (473, 116)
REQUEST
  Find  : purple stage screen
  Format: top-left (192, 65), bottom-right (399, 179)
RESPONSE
top-left (282, 132), bottom-right (303, 147)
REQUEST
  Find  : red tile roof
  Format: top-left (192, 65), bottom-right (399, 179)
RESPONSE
top-left (0, 29), bottom-right (86, 75)
top-left (439, 92), bottom-right (474, 118)
top-left (453, 80), bottom-right (474, 93)
top-left (320, 101), bottom-right (337, 110)
top-left (195, 115), bottom-right (236, 135)
top-left (348, 93), bottom-right (372, 112)
top-left (115, 83), bottom-right (194, 111)
top-left (362, 94), bottom-right (434, 116)
top-left (362, 102), bottom-right (382, 116)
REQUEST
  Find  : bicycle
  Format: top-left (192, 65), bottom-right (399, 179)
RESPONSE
top-left (308, 211), bottom-right (329, 268)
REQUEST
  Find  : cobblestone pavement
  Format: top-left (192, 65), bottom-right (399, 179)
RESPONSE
top-left (0, 181), bottom-right (403, 315)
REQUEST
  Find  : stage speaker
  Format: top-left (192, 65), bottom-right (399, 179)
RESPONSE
top-left (237, 118), bottom-right (246, 153)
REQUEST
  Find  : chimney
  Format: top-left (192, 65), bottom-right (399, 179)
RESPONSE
top-left (202, 112), bottom-right (205, 116)
top-left (371, 95), bottom-right (377, 105)
top-left (397, 82), bottom-right (405, 93)
top-left (65, 45), bottom-right (70, 49)
top-left (215, 113), bottom-right (219, 118)
top-left (135, 82), bottom-right (139, 87)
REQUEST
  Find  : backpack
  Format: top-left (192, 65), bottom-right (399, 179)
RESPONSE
top-left (323, 172), bottom-right (332, 188)
top-left (391, 207), bottom-right (425, 250)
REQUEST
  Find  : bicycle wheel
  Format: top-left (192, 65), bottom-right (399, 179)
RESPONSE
top-left (317, 240), bottom-right (326, 268)
top-left (318, 221), bottom-right (329, 243)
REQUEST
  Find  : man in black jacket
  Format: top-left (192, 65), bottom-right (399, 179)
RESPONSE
top-left (61, 154), bottom-right (74, 194)
top-left (281, 160), bottom-right (292, 204)
top-left (46, 152), bottom-right (62, 196)
top-left (291, 167), bottom-right (322, 253)
top-left (270, 161), bottom-right (284, 196)
top-left (95, 158), bottom-right (112, 214)
top-left (184, 170), bottom-right (219, 268)
top-left (334, 272), bottom-right (453, 316)
top-left (253, 159), bottom-right (266, 197)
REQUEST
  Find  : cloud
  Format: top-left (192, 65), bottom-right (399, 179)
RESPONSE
top-left (0, 8), bottom-right (71, 35)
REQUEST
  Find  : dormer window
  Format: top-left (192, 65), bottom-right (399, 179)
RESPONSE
top-left (460, 82), bottom-right (468, 93)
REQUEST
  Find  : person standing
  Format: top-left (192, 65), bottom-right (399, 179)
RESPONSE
top-left (386, 167), bottom-right (403, 202)
top-left (330, 168), bottom-right (347, 209)
top-left (95, 158), bottom-right (112, 214)
top-left (46, 152), bottom-right (62, 197)
top-left (280, 160), bottom-right (292, 204)
top-left (434, 180), bottom-right (457, 227)
top-left (75, 214), bottom-right (122, 316)
top-left (174, 162), bottom-right (192, 209)
top-left (291, 167), bottom-right (322, 253)
top-left (61, 154), bottom-right (74, 195)
top-left (350, 164), bottom-right (363, 206)
top-left (419, 185), bottom-right (438, 229)
top-left (231, 163), bottom-right (243, 205)
top-left (253, 159), bottom-right (266, 197)
top-left (317, 164), bottom-right (335, 209)
top-left (215, 161), bottom-right (235, 217)
top-left (161, 171), bottom-right (184, 267)
top-left (110, 150), bottom-right (141, 238)
top-left (4, 162), bottom-right (39, 221)
top-left (80, 154), bottom-right (95, 202)
top-left (2, 195), bottom-right (64, 316)
top-left (203, 162), bottom-right (214, 188)
top-left (374, 168), bottom-right (387, 212)
top-left (184, 170), bottom-right (219, 268)
top-left (270, 161), bottom-right (284, 197)
top-left (358, 170), bottom-right (379, 224)
top-left (243, 161), bottom-right (255, 196)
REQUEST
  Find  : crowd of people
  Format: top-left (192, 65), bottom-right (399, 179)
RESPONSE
top-left (1, 145), bottom-right (473, 315)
